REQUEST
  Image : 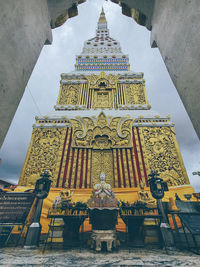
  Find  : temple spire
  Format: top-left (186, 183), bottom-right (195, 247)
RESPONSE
top-left (97, 7), bottom-right (107, 30)
top-left (75, 5), bottom-right (130, 72)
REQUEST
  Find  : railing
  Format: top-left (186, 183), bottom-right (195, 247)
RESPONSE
top-left (48, 207), bottom-right (88, 217)
top-left (119, 206), bottom-right (159, 216)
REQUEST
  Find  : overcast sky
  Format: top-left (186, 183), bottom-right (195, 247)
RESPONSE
top-left (0, 0), bottom-right (200, 191)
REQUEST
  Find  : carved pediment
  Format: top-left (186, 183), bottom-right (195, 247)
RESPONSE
top-left (70, 112), bottom-right (134, 149)
top-left (86, 71), bottom-right (120, 89)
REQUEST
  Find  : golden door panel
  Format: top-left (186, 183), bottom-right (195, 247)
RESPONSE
top-left (93, 90), bottom-right (112, 109)
top-left (91, 149), bottom-right (113, 187)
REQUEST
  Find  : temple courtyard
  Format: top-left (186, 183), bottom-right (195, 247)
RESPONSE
top-left (0, 248), bottom-right (200, 267)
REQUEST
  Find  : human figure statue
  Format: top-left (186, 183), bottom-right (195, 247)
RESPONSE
top-left (88, 172), bottom-right (117, 208)
top-left (52, 189), bottom-right (74, 211)
top-left (138, 180), bottom-right (156, 206)
top-left (94, 172), bottom-right (115, 199)
top-left (60, 189), bottom-right (74, 202)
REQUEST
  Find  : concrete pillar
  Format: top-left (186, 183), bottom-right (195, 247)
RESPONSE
top-left (150, 0), bottom-right (200, 139)
top-left (0, 0), bottom-right (52, 148)
top-left (0, 0), bottom-right (84, 149)
top-left (112, 0), bottom-right (200, 139)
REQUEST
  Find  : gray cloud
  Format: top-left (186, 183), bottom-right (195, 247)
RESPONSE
top-left (0, 0), bottom-right (200, 190)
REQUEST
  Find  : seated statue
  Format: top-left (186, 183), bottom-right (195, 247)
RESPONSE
top-left (52, 189), bottom-right (74, 211)
top-left (138, 180), bottom-right (156, 207)
top-left (88, 172), bottom-right (117, 208)
top-left (94, 172), bottom-right (115, 199)
top-left (60, 189), bottom-right (74, 202)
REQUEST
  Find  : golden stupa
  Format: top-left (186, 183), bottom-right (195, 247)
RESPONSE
top-left (17, 8), bottom-right (193, 233)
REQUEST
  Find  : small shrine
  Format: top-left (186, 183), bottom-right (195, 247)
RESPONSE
top-left (88, 173), bottom-right (118, 251)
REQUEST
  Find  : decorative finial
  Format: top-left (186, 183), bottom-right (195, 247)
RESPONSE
top-left (98, 6), bottom-right (107, 25)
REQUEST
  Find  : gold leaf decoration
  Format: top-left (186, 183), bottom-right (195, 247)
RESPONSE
top-left (70, 112), bottom-right (133, 149)
top-left (19, 128), bottom-right (66, 187)
top-left (140, 127), bottom-right (189, 186)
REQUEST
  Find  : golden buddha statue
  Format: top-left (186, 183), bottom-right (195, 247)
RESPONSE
top-left (138, 180), bottom-right (156, 207)
top-left (52, 189), bottom-right (74, 211)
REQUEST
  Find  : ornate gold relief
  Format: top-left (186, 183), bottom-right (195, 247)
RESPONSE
top-left (85, 72), bottom-right (120, 109)
top-left (19, 128), bottom-right (66, 187)
top-left (86, 71), bottom-right (120, 89)
top-left (91, 150), bottom-right (114, 187)
top-left (96, 112), bottom-right (108, 127)
top-left (140, 127), bottom-right (189, 186)
top-left (93, 91), bottom-right (111, 109)
top-left (70, 112), bottom-right (133, 149)
top-left (125, 83), bottom-right (147, 105)
top-left (57, 84), bottom-right (82, 105)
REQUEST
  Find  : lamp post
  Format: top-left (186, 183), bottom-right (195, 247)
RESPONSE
top-left (24, 170), bottom-right (52, 248)
top-left (148, 169), bottom-right (174, 251)
top-left (192, 171), bottom-right (200, 176)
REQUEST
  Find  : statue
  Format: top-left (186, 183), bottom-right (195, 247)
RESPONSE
top-left (60, 189), bottom-right (74, 201)
top-left (34, 169), bottom-right (52, 199)
top-left (138, 180), bottom-right (156, 207)
top-left (94, 172), bottom-right (115, 199)
top-left (52, 189), bottom-right (74, 211)
top-left (88, 172), bottom-right (117, 208)
top-left (88, 172), bottom-right (118, 252)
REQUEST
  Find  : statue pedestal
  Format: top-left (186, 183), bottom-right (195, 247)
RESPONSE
top-left (91, 230), bottom-right (116, 252)
top-left (89, 208), bottom-right (118, 230)
top-left (89, 208), bottom-right (118, 251)
top-left (120, 207), bottom-right (162, 247)
top-left (47, 213), bottom-right (87, 248)
top-left (62, 215), bottom-right (87, 247)
top-left (88, 174), bottom-right (119, 251)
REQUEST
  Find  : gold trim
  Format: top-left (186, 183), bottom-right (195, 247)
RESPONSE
top-left (113, 149), bottom-right (118, 187)
top-left (134, 128), bottom-right (145, 182)
top-left (18, 129), bottom-right (36, 185)
top-left (127, 149), bottom-right (133, 187)
top-left (56, 85), bottom-right (63, 105)
top-left (122, 149), bottom-right (129, 186)
top-left (118, 149), bottom-right (124, 188)
top-left (171, 127), bottom-right (190, 184)
top-left (71, 149), bottom-right (78, 188)
top-left (60, 128), bottom-right (71, 181)
top-left (66, 145), bottom-right (73, 188)
top-left (143, 81), bottom-right (149, 105)
top-left (88, 149), bottom-right (92, 188)
top-left (82, 149), bottom-right (86, 188)
top-left (77, 149), bottom-right (82, 187)
top-left (138, 127), bottom-right (151, 177)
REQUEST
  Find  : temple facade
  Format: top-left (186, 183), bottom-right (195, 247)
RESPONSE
top-left (18, 9), bottom-right (189, 191)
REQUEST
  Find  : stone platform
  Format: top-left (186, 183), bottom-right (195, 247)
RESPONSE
top-left (0, 248), bottom-right (200, 266)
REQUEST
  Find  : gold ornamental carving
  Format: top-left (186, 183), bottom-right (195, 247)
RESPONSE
top-left (125, 83), bottom-right (147, 105)
top-left (86, 71), bottom-right (120, 89)
top-left (57, 84), bottom-right (82, 105)
top-left (93, 91), bottom-right (111, 109)
top-left (140, 127), bottom-right (189, 186)
top-left (91, 150), bottom-right (114, 187)
top-left (86, 72), bottom-right (120, 109)
top-left (19, 128), bottom-right (66, 187)
top-left (70, 112), bottom-right (133, 149)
